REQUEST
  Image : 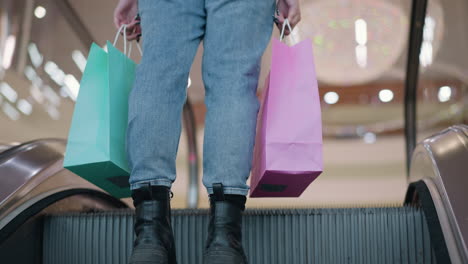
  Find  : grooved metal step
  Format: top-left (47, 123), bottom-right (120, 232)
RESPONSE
top-left (43, 207), bottom-right (436, 264)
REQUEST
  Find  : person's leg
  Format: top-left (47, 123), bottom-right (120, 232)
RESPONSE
top-left (202, 0), bottom-right (275, 195)
top-left (202, 1), bottom-right (275, 263)
top-left (127, 1), bottom-right (205, 263)
top-left (127, 0), bottom-right (205, 191)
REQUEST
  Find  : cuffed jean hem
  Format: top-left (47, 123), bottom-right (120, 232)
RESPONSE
top-left (205, 186), bottom-right (250, 196)
top-left (130, 179), bottom-right (173, 191)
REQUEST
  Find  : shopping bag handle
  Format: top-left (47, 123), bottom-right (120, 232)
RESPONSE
top-left (113, 24), bottom-right (143, 57)
top-left (279, 19), bottom-right (297, 44)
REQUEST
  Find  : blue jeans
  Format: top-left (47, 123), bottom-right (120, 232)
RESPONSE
top-left (127, 0), bottom-right (275, 196)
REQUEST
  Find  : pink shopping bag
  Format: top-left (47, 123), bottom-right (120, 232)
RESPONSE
top-left (250, 25), bottom-right (323, 197)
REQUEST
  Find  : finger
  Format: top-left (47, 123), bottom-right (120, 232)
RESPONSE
top-left (127, 23), bottom-right (142, 39)
top-left (114, 18), bottom-right (120, 30)
top-left (276, 13), bottom-right (286, 24)
top-left (114, 16), bottom-right (125, 30)
top-left (125, 20), bottom-right (140, 33)
top-left (124, 26), bottom-right (140, 38)
top-left (127, 27), bottom-right (141, 39)
top-left (289, 13), bottom-right (301, 29)
top-left (127, 33), bottom-right (141, 41)
top-left (287, 5), bottom-right (300, 26)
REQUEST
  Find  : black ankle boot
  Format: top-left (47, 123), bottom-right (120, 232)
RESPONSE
top-left (129, 185), bottom-right (177, 264)
top-left (203, 183), bottom-right (248, 264)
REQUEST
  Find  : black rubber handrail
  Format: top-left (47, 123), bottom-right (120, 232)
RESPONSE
top-left (0, 188), bottom-right (127, 244)
top-left (404, 0), bottom-right (428, 174)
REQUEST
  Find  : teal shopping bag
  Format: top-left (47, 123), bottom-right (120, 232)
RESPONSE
top-left (64, 40), bottom-right (136, 198)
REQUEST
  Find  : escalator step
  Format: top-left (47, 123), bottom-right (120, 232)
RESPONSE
top-left (43, 207), bottom-right (436, 264)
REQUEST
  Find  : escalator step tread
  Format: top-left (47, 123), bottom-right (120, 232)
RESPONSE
top-left (43, 207), bottom-right (437, 264)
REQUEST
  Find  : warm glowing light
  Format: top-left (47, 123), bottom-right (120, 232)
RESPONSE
top-left (2, 35), bottom-right (16, 69)
top-left (2, 102), bottom-right (20, 120)
top-left (355, 19), bottom-right (367, 45)
top-left (28, 43), bottom-right (43, 68)
top-left (363, 132), bottom-right (377, 144)
top-left (72, 50), bottom-right (87, 72)
top-left (47, 105), bottom-right (60, 120)
top-left (355, 45), bottom-right (367, 68)
top-left (420, 42), bottom-right (433, 67)
top-left (43, 85), bottom-right (61, 106)
top-left (378, 89), bottom-right (394, 103)
top-left (34, 6), bottom-right (47, 19)
top-left (324, 91), bottom-right (339, 104)
top-left (438, 86), bottom-right (451, 102)
top-left (24, 66), bottom-right (38, 81)
top-left (0, 82), bottom-right (18, 103)
top-left (64, 74), bottom-right (80, 101)
top-left (17, 99), bottom-right (33, 115)
top-left (420, 16), bottom-right (436, 67)
top-left (30, 85), bottom-right (45, 104)
top-left (45, 61), bottom-right (65, 85)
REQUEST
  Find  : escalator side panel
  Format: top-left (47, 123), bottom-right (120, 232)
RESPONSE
top-left (407, 125), bottom-right (468, 263)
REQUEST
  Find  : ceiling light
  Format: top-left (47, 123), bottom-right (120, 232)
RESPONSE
top-left (44, 61), bottom-right (65, 85)
top-left (423, 16), bottom-right (436, 42)
top-left (72, 50), bottom-right (87, 72)
top-left (438, 86), bottom-right (451, 102)
top-left (28, 43), bottom-right (43, 68)
top-left (355, 19), bottom-right (367, 45)
top-left (363, 132), bottom-right (376, 144)
top-left (0, 82), bottom-right (18, 103)
top-left (17, 99), bottom-right (33, 115)
top-left (64, 74), bottom-right (80, 100)
top-left (378, 89), bottom-right (394, 103)
top-left (355, 45), bottom-right (367, 68)
top-left (356, 126), bottom-right (366, 136)
top-left (30, 85), bottom-right (45, 104)
top-left (420, 42), bottom-right (433, 67)
top-left (24, 66), bottom-right (38, 81)
top-left (46, 105), bottom-right (60, 120)
top-left (59, 87), bottom-right (69, 98)
top-left (34, 6), bottom-right (47, 19)
top-left (2, 35), bottom-right (16, 69)
top-left (44, 61), bottom-right (58, 75)
top-left (301, 1), bottom-right (408, 86)
top-left (43, 85), bottom-right (61, 106)
top-left (324, 91), bottom-right (339, 104)
top-left (2, 102), bottom-right (20, 120)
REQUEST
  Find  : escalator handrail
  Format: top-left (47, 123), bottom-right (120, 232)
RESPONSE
top-left (404, 0), bottom-right (429, 175)
top-left (0, 187), bottom-right (127, 244)
top-left (0, 138), bottom-right (66, 163)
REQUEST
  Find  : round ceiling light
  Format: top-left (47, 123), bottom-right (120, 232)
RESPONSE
top-left (300, 0), bottom-right (408, 85)
top-left (324, 91), bottom-right (339, 104)
top-left (419, 0), bottom-right (445, 69)
top-left (378, 89), bottom-right (394, 103)
top-left (34, 6), bottom-right (47, 19)
top-left (438, 86), bottom-right (451, 102)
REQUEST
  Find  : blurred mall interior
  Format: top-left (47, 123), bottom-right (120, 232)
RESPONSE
top-left (0, 0), bottom-right (467, 263)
